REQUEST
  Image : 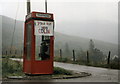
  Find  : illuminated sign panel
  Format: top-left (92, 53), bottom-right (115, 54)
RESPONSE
top-left (34, 20), bottom-right (53, 36)
top-left (36, 13), bottom-right (51, 18)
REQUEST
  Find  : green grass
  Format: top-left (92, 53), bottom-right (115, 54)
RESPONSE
top-left (2, 58), bottom-right (73, 78)
top-left (53, 67), bottom-right (72, 75)
top-left (2, 58), bottom-right (23, 78)
top-left (54, 57), bottom-right (71, 63)
top-left (2, 55), bottom-right (22, 58)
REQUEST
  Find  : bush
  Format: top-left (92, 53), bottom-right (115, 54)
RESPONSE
top-left (54, 67), bottom-right (72, 75)
top-left (2, 58), bottom-right (23, 77)
top-left (110, 62), bottom-right (119, 69)
top-left (54, 57), bottom-right (69, 63)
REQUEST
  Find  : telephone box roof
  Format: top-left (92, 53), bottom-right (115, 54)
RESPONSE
top-left (26, 11), bottom-right (54, 21)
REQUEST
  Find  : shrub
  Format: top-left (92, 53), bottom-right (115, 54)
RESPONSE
top-left (54, 67), bottom-right (72, 75)
top-left (54, 57), bottom-right (69, 63)
top-left (2, 58), bottom-right (23, 77)
top-left (110, 62), bottom-right (119, 69)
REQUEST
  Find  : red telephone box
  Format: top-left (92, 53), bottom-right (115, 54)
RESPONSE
top-left (23, 12), bottom-right (54, 74)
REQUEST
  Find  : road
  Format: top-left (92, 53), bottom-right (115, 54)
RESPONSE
top-left (54, 62), bottom-right (119, 82)
top-left (9, 58), bottom-right (119, 82)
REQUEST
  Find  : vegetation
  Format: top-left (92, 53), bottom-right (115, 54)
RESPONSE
top-left (2, 58), bottom-right (73, 78)
top-left (2, 58), bottom-right (23, 78)
top-left (53, 67), bottom-right (72, 75)
top-left (54, 56), bottom-right (119, 70)
top-left (88, 39), bottom-right (106, 63)
top-left (54, 56), bottom-right (70, 63)
top-left (2, 55), bottom-right (22, 58)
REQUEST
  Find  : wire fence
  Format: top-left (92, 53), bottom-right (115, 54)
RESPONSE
top-left (2, 50), bottom-right (23, 58)
top-left (2, 49), bottom-right (119, 69)
top-left (54, 49), bottom-right (119, 69)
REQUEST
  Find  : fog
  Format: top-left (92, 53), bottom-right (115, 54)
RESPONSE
top-left (1, 0), bottom-right (118, 44)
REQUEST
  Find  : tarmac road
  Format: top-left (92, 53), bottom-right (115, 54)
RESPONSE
top-left (53, 62), bottom-right (119, 82)
top-left (8, 58), bottom-right (119, 82)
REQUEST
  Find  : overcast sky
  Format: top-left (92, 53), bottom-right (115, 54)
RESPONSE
top-left (0, 0), bottom-right (119, 44)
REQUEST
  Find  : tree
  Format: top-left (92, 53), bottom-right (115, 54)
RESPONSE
top-left (94, 48), bottom-right (105, 63)
top-left (89, 39), bottom-right (95, 53)
top-left (78, 49), bottom-right (86, 62)
top-left (64, 42), bottom-right (70, 58)
top-left (89, 39), bottom-right (105, 64)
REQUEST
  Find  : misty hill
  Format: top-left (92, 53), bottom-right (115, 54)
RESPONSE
top-left (55, 32), bottom-right (118, 57)
top-left (2, 15), bottom-right (118, 58)
top-left (2, 15), bottom-right (23, 51)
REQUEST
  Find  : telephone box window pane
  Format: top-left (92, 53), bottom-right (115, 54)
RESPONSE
top-left (35, 36), bottom-right (50, 61)
top-left (35, 36), bottom-right (42, 60)
top-left (26, 23), bottom-right (32, 60)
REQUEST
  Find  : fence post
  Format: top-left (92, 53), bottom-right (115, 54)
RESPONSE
top-left (10, 50), bottom-right (12, 55)
top-left (6, 51), bottom-right (7, 55)
top-left (118, 55), bottom-right (120, 69)
top-left (73, 50), bottom-right (75, 62)
top-left (60, 49), bottom-right (62, 58)
top-left (2, 51), bottom-right (3, 55)
top-left (15, 50), bottom-right (17, 55)
top-left (87, 50), bottom-right (89, 64)
top-left (21, 50), bottom-right (23, 56)
top-left (107, 51), bottom-right (111, 66)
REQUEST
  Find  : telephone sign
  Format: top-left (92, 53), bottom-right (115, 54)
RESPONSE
top-left (36, 13), bottom-right (51, 18)
top-left (34, 20), bottom-right (53, 36)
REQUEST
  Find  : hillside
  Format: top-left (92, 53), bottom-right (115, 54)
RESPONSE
top-left (2, 15), bottom-right (118, 58)
top-left (55, 32), bottom-right (118, 57)
top-left (2, 15), bottom-right (24, 51)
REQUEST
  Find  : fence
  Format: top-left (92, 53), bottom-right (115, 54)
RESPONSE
top-left (55, 49), bottom-right (119, 69)
top-left (2, 49), bottom-right (119, 69)
top-left (2, 50), bottom-right (23, 58)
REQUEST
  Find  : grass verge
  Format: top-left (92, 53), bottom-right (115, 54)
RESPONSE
top-left (2, 58), bottom-right (73, 78)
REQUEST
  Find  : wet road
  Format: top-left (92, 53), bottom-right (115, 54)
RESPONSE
top-left (53, 62), bottom-right (119, 82)
top-left (9, 58), bottom-right (119, 82)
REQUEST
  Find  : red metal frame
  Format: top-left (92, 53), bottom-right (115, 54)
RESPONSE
top-left (23, 12), bottom-right (54, 74)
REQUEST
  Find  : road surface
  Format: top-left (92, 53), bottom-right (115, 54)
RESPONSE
top-left (9, 58), bottom-right (119, 82)
top-left (54, 62), bottom-right (119, 82)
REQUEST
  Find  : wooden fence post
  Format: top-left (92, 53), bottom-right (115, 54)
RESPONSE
top-left (15, 50), bottom-right (17, 55)
top-left (2, 51), bottom-right (3, 55)
top-left (118, 56), bottom-right (120, 69)
top-left (60, 49), bottom-right (62, 58)
top-left (73, 50), bottom-right (75, 62)
top-left (21, 50), bottom-right (23, 56)
top-left (107, 51), bottom-right (111, 66)
top-left (87, 50), bottom-right (89, 64)
top-left (6, 51), bottom-right (7, 55)
top-left (10, 50), bottom-right (12, 55)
